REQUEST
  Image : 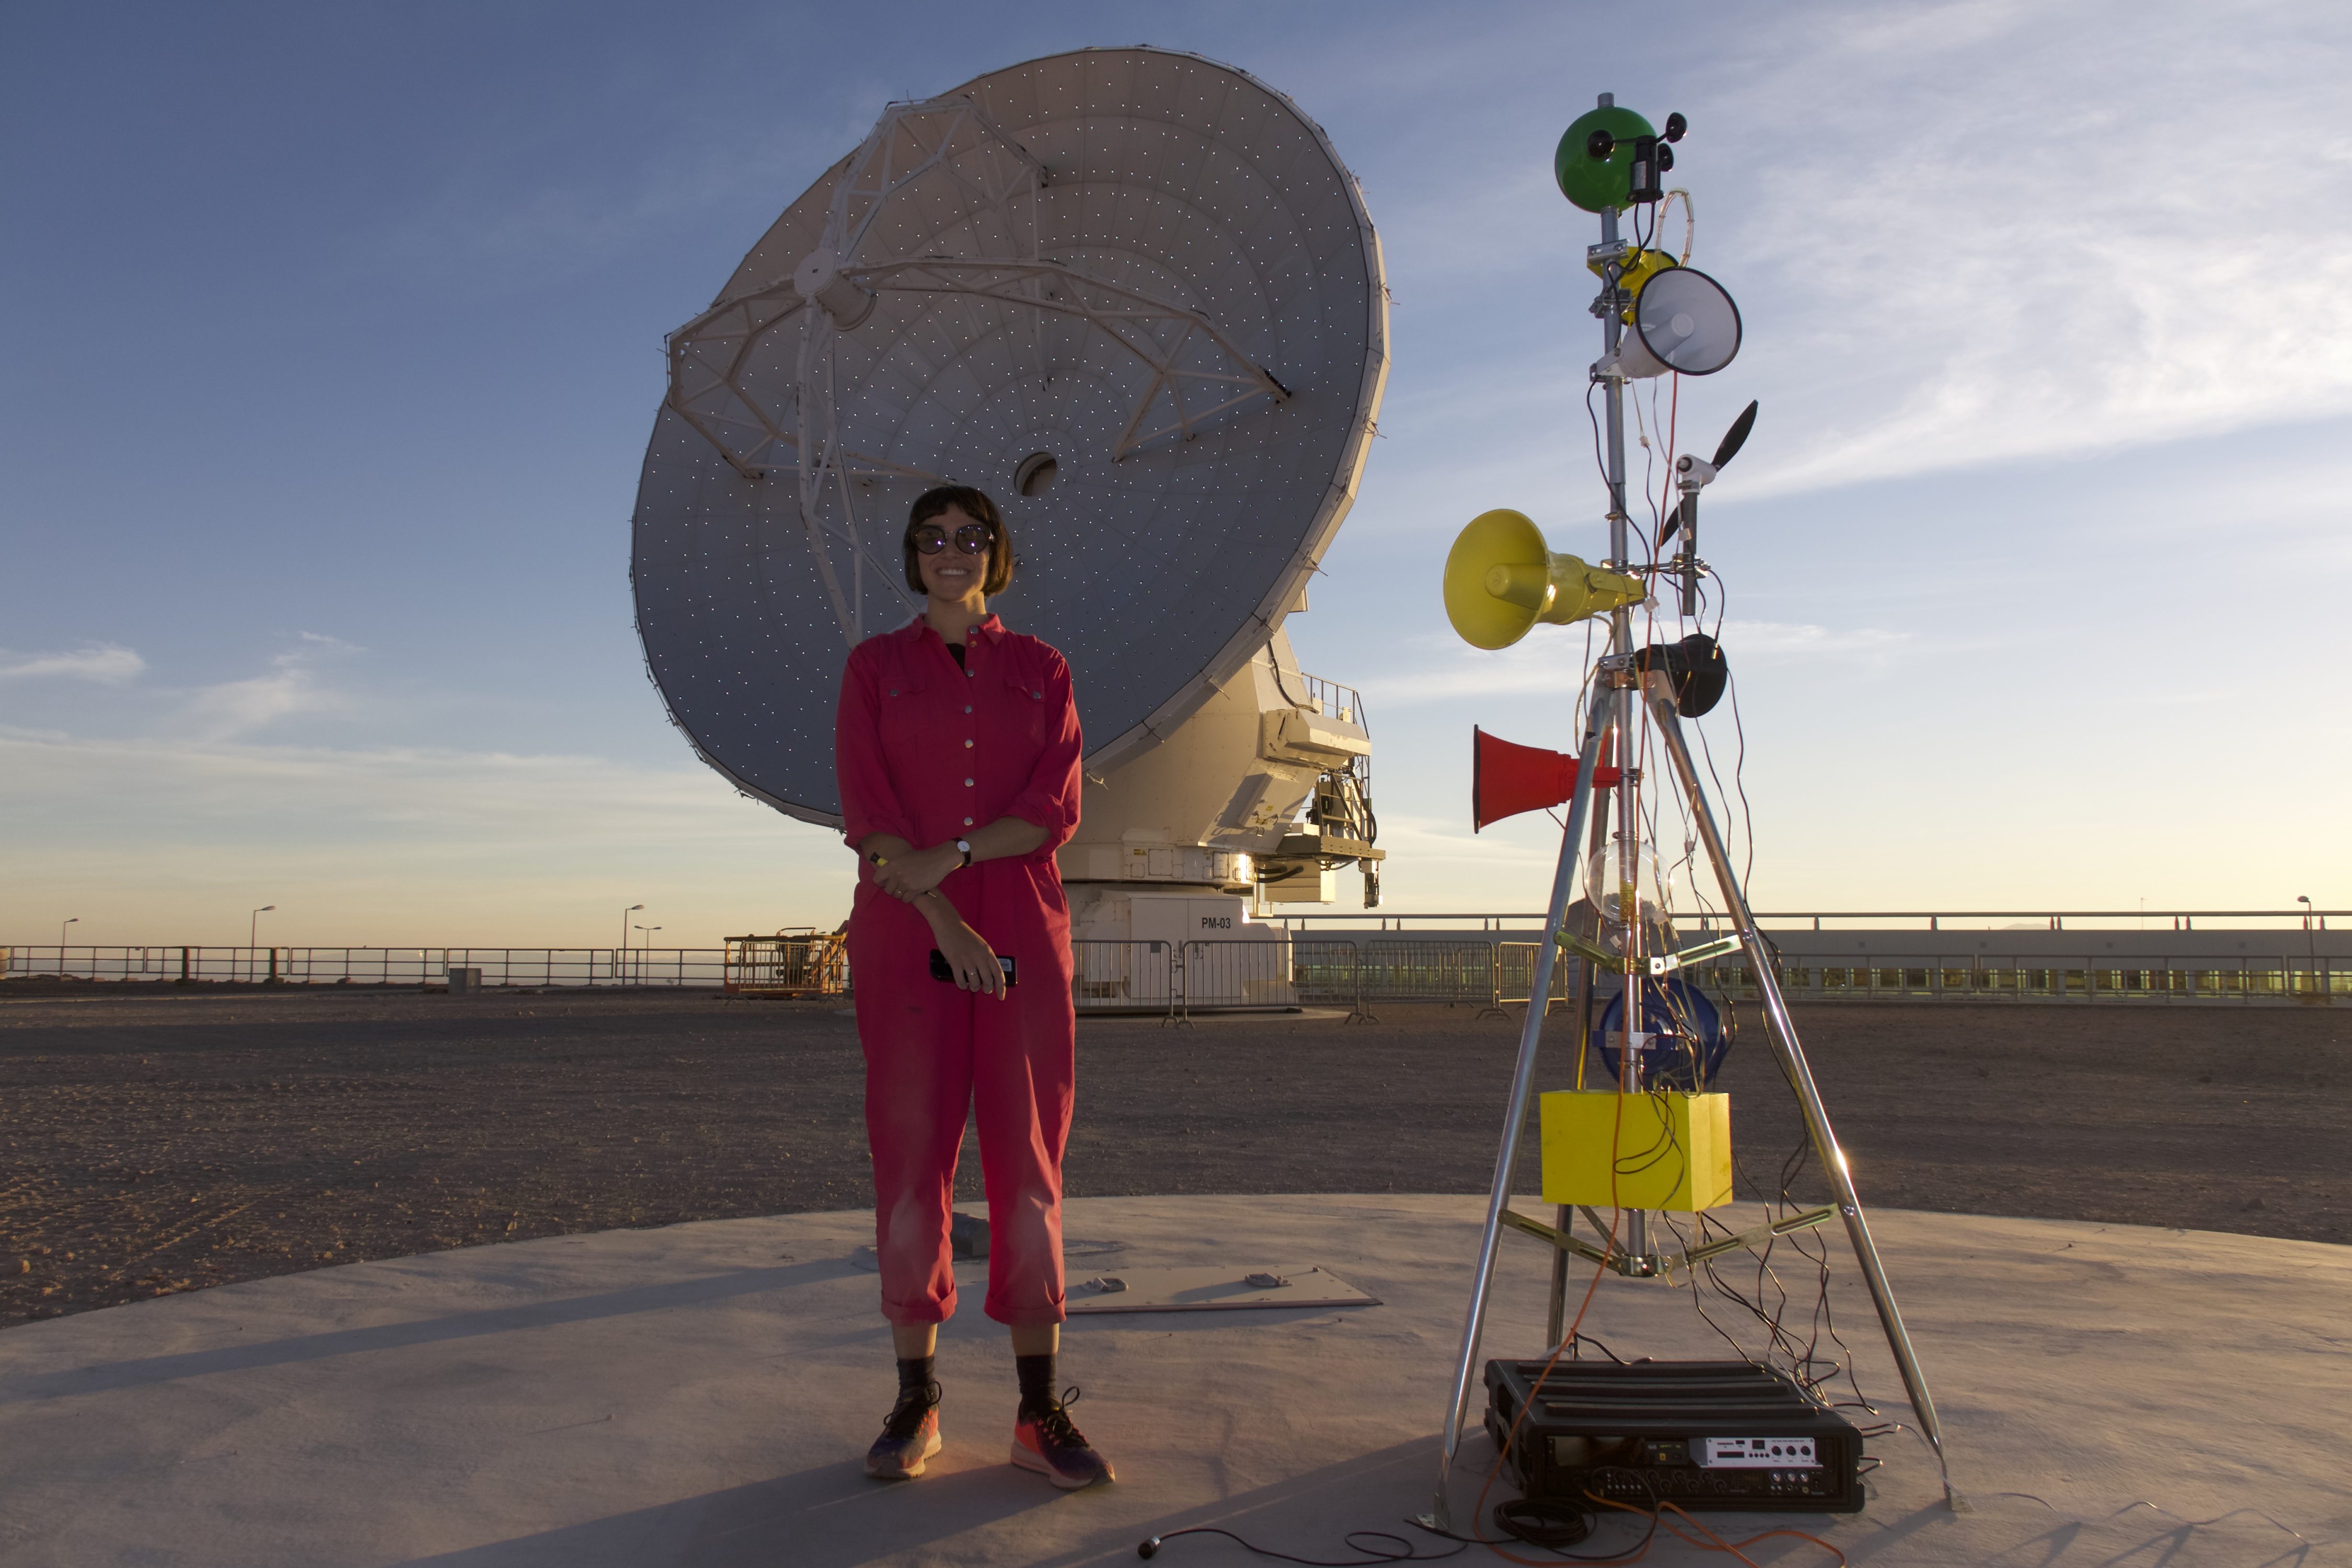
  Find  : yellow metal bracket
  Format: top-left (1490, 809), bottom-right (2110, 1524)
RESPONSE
top-left (1648, 934), bottom-right (1743, 976)
top-left (1555, 930), bottom-right (1618, 969)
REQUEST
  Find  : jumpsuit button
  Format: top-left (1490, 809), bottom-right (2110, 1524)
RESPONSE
top-left (964, 778), bottom-right (974, 788)
top-left (964, 705), bottom-right (973, 714)
top-left (963, 816), bottom-right (974, 827)
top-left (964, 739), bottom-right (974, 749)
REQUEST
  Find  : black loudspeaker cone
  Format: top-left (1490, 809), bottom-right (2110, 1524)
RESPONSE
top-left (1635, 633), bottom-right (1728, 717)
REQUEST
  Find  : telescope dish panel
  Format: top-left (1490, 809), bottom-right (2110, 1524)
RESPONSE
top-left (630, 47), bottom-right (1389, 827)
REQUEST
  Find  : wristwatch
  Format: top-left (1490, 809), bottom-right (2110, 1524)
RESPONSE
top-left (955, 838), bottom-right (973, 867)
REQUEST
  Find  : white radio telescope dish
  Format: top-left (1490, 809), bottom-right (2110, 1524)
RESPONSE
top-left (630, 47), bottom-right (1388, 826)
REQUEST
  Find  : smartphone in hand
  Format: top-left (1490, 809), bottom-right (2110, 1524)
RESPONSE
top-left (929, 949), bottom-right (1018, 986)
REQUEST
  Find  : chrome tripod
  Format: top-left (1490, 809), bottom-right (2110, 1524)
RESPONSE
top-left (1424, 105), bottom-right (1961, 1528)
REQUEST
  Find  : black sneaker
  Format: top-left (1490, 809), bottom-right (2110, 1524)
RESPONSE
top-left (866, 1381), bottom-right (942, 1480)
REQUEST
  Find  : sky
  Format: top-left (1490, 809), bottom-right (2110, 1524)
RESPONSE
top-left (4, 0), bottom-right (2350, 949)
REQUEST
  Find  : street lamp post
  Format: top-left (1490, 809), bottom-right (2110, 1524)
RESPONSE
top-left (250, 905), bottom-right (275, 984)
top-left (619, 904), bottom-right (644, 985)
top-left (633, 924), bottom-right (661, 985)
top-left (2299, 895), bottom-right (2318, 999)
top-left (60, 917), bottom-right (78, 978)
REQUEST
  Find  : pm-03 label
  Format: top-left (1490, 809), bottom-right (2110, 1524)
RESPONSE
top-left (1698, 1436), bottom-right (1820, 1469)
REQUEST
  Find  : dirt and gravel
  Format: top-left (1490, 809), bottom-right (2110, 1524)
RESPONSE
top-left (2, 983), bottom-right (2346, 1328)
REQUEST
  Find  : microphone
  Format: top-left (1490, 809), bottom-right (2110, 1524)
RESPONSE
top-left (1138, 1537), bottom-right (1163, 1559)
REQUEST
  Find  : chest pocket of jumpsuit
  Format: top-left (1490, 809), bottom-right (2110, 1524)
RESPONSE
top-left (996, 655), bottom-right (1050, 747)
top-left (878, 669), bottom-right (931, 747)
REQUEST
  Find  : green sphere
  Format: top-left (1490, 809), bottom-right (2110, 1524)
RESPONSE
top-left (1556, 105), bottom-right (1658, 214)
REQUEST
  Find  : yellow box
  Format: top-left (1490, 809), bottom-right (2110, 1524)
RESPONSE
top-left (1538, 1090), bottom-right (1734, 1212)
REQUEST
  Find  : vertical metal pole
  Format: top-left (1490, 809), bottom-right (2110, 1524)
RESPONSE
top-left (1597, 172), bottom-right (1651, 1267)
top-left (1643, 675), bottom-right (1963, 1510)
top-left (1429, 703), bottom-right (1611, 1529)
top-left (1546, 1204), bottom-right (1572, 1347)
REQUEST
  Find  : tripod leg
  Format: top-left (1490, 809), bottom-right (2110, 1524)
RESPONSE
top-left (1546, 1204), bottom-right (1572, 1346)
top-left (1642, 675), bottom-right (1964, 1512)
top-left (1428, 702), bottom-right (1611, 1530)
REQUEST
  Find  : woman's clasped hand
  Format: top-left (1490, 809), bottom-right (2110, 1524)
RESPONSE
top-left (931, 915), bottom-right (1009, 998)
top-left (871, 841), bottom-right (960, 903)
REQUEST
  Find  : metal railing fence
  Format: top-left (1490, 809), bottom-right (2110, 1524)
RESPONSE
top-left (0, 945), bottom-right (724, 988)
top-left (1259, 907), bottom-right (2344, 934)
top-left (1709, 957), bottom-right (2345, 1005)
top-left (1176, 939), bottom-right (1298, 1019)
top-left (1071, 939), bottom-right (1173, 1016)
top-left (5, 939), bottom-right (2336, 1007)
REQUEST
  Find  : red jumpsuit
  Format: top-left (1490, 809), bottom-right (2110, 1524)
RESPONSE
top-left (835, 614), bottom-right (1083, 1328)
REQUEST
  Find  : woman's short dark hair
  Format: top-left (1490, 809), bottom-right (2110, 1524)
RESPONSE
top-left (904, 486), bottom-right (1014, 596)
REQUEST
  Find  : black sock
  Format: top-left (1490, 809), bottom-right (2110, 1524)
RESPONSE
top-left (1015, 1352), bottom-right (1056, 1415)
top-left (896, 1356), bottom-right (937, 1405)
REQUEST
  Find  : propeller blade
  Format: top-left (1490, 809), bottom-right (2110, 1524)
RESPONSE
top-left (1659, 495), bottom-right (1691, 548)
top-left (1711, 400), bottom-right (1759, 468)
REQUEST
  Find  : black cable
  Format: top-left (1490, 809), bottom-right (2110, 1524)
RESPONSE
top-left (1584, 382), bottom-right (1610, 494)
top-left (1138, 1527), bottom-right (1463, 1564)
top-left (1491, 1498), bottom-right (1592, 1549)
top-left (1406, 1476), bottom-right (1664, 1563)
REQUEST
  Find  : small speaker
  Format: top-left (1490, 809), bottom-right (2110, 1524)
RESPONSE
top-left (1443, 510), bottom-right (1646, 651)
top-left (1473, 727), bottom-right (1623, 832)
top-left (1634, 633), bottom-right (1728, 717)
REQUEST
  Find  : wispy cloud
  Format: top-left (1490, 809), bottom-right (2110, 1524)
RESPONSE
top-left (1360, 619), bottom-right (1906, 707)
top-left (1, 729), bottom-right (735, 836)
top-left (1696, 0), bottom-right (2352, 494)
top-left (176, 633), bottom-right (361, 742)
top-left (0, 643), bottom-right (146, 684)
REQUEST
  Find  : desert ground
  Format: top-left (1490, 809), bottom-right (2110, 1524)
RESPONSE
top-left (3, 985), bottom-right (2345, 1327)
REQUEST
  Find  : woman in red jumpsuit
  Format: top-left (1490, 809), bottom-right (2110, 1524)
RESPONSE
top-left (834, 485), bottom-right (1112, 1490)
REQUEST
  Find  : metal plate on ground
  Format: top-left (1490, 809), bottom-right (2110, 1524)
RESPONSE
top-left (1065, 1264), bottom-right (1377, 1313)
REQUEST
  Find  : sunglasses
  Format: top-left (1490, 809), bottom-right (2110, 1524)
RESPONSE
top-left (912, 522), bottom-right (993, 556)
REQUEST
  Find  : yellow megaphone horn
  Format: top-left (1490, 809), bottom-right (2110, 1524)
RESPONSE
top-left (1442, 509), bottom-right (1647, 650)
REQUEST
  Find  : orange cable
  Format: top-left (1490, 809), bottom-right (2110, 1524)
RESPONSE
top-left (1588, 1494), bottom-right (1848, 1568)
top-left (1460, 1086), bottom-right (1633, 1563)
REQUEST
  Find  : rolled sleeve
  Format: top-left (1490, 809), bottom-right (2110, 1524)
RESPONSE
top-left (835, 649), bottom-right (918, 849)
top-left (1001, 653), bottom-right (1083, 860)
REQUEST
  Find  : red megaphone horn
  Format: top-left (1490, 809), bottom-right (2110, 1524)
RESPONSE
top-left (1472, 727), bottom-right (1621, 832)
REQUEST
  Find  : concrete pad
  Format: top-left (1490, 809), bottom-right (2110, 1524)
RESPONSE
top-left (0, 1196), bottom-right (2345, 1566)
top-left (1063, 1265), bottom-right (1379, 1313)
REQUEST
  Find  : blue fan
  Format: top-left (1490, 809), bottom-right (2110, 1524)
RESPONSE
top-left (1593, 978), bottom-right (1729, 1089)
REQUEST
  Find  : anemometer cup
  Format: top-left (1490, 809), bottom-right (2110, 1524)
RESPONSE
top-left (1560, 106), bottom-right (1689, 211)
top-left (1557, 105), bottom-right (1658, 213)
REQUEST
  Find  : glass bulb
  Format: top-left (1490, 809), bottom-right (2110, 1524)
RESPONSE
top-left (1585, 832), bottom-right (1673, 929)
